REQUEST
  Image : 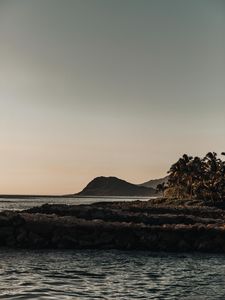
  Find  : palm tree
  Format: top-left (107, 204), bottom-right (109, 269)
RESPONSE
top-left (156, 182), bottom-right (166, 197)
top-left (166, 152), bottom-right (225, 201)
top-left (187, 156), bottom-right (203, 199)
top-left (203, 152), bottom-right (223, 201)
top-left (167, 154), bottom-right (192, 198)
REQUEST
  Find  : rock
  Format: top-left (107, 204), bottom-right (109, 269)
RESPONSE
top-left (6, 235), bottom-right (16, 247)
top-left (0, 215), bottom-right (11, 227)
top-left (16, 228), bottom-right (28, 245)
top-left (0, 201), bottom-right (225, 251)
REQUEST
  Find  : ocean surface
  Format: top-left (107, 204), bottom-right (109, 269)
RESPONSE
top-left (1, 197), bottom-right (225, 299)
top-left (0, 196), bottom-right (150, 211)
top-left (1, 249), bottom-right (225, 299)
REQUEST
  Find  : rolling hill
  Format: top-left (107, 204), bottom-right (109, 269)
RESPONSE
top-left (139, 176), bottom-right (168, 189)
top-left (76, 176), bottom-right (157, 196)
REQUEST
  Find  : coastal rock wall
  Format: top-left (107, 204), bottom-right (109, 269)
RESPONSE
top-left (1, 201), bottom-right (225, 252)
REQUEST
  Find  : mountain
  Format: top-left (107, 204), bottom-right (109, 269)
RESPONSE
top-left (139, 176), bottom-right (168, 189)
top-left (76, 176), bottom-right (157, 196)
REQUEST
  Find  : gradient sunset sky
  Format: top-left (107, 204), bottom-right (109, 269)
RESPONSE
top-left (0, 0), bottom-right (225, 194)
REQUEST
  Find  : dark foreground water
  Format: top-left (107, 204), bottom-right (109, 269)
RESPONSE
top-left (1, 249), bottom-right (225, 300)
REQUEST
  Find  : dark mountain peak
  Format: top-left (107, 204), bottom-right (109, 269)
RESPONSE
top-left (77, 176), bottom-right (156, 196)
top-left (88, 176), bottom-right (124, 185)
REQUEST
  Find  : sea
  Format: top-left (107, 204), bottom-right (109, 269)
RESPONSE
top-left (0, 196), bottom-right (150, 212)
top-left (0, 197), bottom-right (225, 299)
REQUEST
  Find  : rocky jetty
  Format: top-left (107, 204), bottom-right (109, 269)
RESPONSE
top-left (1, 199), bottom-right (225, 251)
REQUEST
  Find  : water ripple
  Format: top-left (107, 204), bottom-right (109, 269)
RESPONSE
top-left (0, 249), bottom-right (225, 299)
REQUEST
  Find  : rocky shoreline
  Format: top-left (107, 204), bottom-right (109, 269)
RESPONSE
top-left (1, 199), bottom-right (225, 252)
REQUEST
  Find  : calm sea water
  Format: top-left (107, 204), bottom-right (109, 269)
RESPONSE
top-left (0, 249), bottom-right (225, 299)
top-left (1, 197), bottom-right (225, 299)
top-left (0, 196), bottom-right (150, 211)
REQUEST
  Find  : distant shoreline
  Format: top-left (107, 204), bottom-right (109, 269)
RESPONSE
top-left (0, 175), bottom-right (160, 199)
top-left (0, 194), bottom-right (154, 199)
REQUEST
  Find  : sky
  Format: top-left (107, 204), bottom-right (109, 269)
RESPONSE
top-left (0, 0), bottom-right (225, 194)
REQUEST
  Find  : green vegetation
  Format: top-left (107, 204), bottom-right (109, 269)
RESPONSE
top-left (157, 152), bottom-right (225, 201)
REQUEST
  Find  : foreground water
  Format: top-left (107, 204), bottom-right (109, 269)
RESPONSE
top-left (1, 249), bottom-right (225, 299)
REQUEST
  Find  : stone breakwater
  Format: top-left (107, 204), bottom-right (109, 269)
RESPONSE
top-left (1, 200), bottom-right (225, 251)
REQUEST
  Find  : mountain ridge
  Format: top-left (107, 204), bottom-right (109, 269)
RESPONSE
top-left (140, 176), bottom-right (168, 189)
top-left (76, 176), bottom-right (157, 196)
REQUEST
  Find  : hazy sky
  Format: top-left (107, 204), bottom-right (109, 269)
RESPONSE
top-left (0, 0), bottom-right (225, 194)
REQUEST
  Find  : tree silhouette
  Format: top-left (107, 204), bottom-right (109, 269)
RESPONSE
top-left (165, 152), bottom-right (225, 201)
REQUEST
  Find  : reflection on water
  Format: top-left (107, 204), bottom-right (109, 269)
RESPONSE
top-left (0, 196), bottom-right (151, 211)
top-left (0, 249), bottom-right (225, 299)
